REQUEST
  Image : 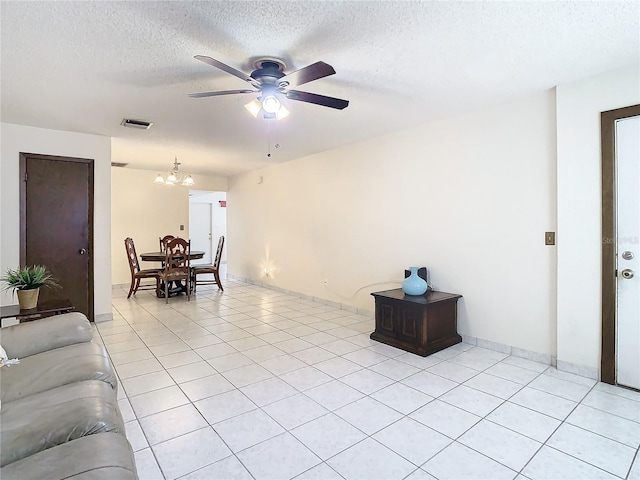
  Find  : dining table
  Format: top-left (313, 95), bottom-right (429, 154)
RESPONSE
top-left (140, 250), bottom-right (205, 298)
top-left (139, 251), bottom-right (205, 263)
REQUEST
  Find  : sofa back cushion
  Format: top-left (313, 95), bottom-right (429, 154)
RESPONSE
top-left (0, 312), bottom-right (92, 359)
top-left (1, 342), bottom-right (117, 403)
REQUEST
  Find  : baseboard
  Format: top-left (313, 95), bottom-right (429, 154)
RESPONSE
top-left (94, 313), bottom-right (113, 323)
top-left (227, 274), bottom-right (374, 316)
top-left (462, 334), bottom-right (558, 368)
top-left (477, 337), bottom-right (512, 355)
top-left (461, 335), bottom-right (477, 346)
top-left (556, 360), bottom-right (599, 380)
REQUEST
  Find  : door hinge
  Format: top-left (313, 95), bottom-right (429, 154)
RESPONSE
top-left (24, 172), bottom-right (27, 182)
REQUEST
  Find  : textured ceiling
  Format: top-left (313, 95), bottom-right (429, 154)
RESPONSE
top-left (1, 1), bottom-right (638, 177)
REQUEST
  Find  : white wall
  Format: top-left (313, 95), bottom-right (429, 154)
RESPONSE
top-left (0, 123), bottom-right (112, 319)
top-left (228, 91), bottom-right (558, 357)
top-left (556, 66), bottom-right (640, 372)
top-left (111, 167), bottom-right (227, 285)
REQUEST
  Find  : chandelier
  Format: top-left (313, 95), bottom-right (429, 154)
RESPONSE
top-left (154, 156), bottom-right (194, 186)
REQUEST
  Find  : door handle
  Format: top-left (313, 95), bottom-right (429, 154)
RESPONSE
top-left (79, 248), bottom-right (88, 255)
top-left (621, 269), bottom-right (634, 279)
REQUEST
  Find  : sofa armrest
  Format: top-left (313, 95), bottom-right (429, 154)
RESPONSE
top-left (0, 312), bottom-right (93, 359)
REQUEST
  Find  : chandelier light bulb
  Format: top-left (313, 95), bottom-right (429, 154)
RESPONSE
top-left (182, 175), bottom-right (195, 186)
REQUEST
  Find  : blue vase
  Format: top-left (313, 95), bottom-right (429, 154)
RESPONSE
top-left (402, 267), bottom-right (428, 295)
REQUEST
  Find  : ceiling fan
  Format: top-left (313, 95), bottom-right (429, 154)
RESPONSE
top-left (188, 55), bottom-right (349, 119)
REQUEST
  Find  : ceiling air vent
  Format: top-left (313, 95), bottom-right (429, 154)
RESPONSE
top-left (111, 162), bottom-right (129, 167)
top-left (121, 118), bottom-right (153, 129)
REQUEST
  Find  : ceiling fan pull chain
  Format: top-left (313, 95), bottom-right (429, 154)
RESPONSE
top-left (265, 118), bottom-right (281, 158)
top-left (266, 120), bottom-right (272, 158)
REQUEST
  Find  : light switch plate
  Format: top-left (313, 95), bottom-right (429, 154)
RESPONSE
top-left (545, 232), bottom-right (555, 245)
top-left (180, 224), bottom-right (184, 231)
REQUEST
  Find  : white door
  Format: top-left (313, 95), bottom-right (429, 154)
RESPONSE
top-left (189, 203), bottom-right (212, 265)
top-left (616, 115), bottom-right (640, 390)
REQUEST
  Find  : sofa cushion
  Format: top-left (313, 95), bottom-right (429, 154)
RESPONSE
top-left (1, 341), bottom-right (117, 403)
top-left (0, 432), bottom-right (137, 480)
top-left (0, 380), bottom-right (124, 467)
top-left (0, 312), bottom-right (93, 359)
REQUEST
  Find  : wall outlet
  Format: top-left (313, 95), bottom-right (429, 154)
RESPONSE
top-left (545, 231), bottom-right (555, 245)
top-left (180, 224), bottom-right (184, 231)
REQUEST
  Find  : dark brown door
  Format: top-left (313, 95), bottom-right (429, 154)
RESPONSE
top-left (20, 153), bottom-right (94, 321)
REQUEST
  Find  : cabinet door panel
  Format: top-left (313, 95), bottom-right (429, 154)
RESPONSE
top-left (397, 305), bottom-right (422, 342)
top-left (377, 302), bottom-right (396, 336)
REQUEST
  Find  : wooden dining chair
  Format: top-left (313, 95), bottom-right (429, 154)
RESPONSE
top-left (124, 237), bottom-right (161, 299)
top-left (191, 236), bottom-right (225, 293)
top-left (159, 235), bottom-right (175, 252)
top-left (159, 237), bottom-right (191, 304)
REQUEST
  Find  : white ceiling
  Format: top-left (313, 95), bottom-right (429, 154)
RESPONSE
top-left (1, 1), bottom-right (638, 177)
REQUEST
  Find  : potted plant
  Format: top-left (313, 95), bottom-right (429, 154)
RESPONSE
top-left (1, 265), bottom-right (60, 310)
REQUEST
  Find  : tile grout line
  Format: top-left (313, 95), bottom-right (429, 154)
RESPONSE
top-left (110, 286), bottom-right (392, 478)
top-left (110, 286), bottom-right (269, 480)
top-left (107, 282), bottom-right (638, 480)
top-left (516, 379), bottom-right (626, 479)
top-left (95, 309), bottom-right (170, 480)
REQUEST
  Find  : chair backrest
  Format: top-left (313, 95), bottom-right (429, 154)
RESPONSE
top-left (213, 236), bottom-right (225, 269)
top-left (164, 238), bottom-right (191, 274)
top-left (124, 237), bottom-right (141, 274)
top-left (159, 235), bottom-right (176, 252)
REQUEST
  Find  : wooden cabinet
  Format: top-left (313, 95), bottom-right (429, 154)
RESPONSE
top-left (370, 289), bottom-right (462, 356)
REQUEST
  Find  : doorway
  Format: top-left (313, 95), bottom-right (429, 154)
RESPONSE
top-left (601, 104), bottom-right (640, 388)
top-left (20, 153), bottom-right (94, 321)
top-left (190, 203), bottom-right (213, 264)
top-left (189, 191), bottom-right (227, 276)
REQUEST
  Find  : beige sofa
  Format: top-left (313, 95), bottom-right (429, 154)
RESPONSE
top-left (0, 313), bottom-right (138, 479)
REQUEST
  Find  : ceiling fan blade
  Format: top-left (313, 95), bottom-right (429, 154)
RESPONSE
top-left (286, 90), bottom-right (349, 110)
top-left (194, 55), bottom-right (258, 86)
top-left (188, 89), bottom-right (256, 98)
top-left (278, 61), bottom-right (336, 88)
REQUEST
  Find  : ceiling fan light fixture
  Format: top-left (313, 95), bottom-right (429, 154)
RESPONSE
top-left (245, 97), bottom-right (289, 120)
top-left (262, 95), bottom-right (281, 114)
top-left (275, 105), bottom-right (290, 120)
top-left (244, 99), bottom-right (262, 118)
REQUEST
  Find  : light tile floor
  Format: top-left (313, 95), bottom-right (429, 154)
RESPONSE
top-left (95, 281), bottom-right (640, 480)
